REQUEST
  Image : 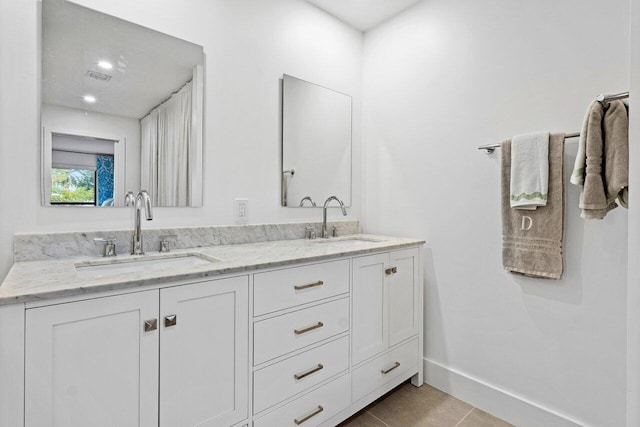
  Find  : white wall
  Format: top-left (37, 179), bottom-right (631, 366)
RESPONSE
top-left (42, 103), bottom-right (141, 193)
top-left (0, 0), bottom-right (363, 278)
top-left (363, 1), bottom-right (629, 426)
top-left (2, 0), bottom-right (631, 423)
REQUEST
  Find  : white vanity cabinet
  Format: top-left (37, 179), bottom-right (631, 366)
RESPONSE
top-left (25, 290), bottom-right (160, 427)
top-left (159, 276), bottom-right (248, 427)
top-left (351, 248), bottom-right (421, 402)
top-left (3, 240), bottom-right (423, 427)
top-left (252, 259), bottom-right (352, 426)
top-left (24, 276), bottom-right (249, 427)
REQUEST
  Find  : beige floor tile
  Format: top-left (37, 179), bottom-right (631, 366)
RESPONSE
top-left (366, 383), bottom-right (473, 427)
top-left (457, 408), bottom-right (514, 427)
top-left (338, 410), bottom-right (390, 427)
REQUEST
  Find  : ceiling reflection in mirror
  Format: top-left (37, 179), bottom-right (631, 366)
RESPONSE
top-left (282, 75), bottom-right (352, 208)
top-left (41, 0), bottom-right (204, 207)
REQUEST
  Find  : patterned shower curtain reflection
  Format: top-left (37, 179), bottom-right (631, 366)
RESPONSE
top-left (96, 155), bottom-right (114, 206)
top-left (140, 80), bottom-right (193, 206)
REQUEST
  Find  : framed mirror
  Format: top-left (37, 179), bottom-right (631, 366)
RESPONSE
top-left (41, 0), bottom-right (204, 207)
top-left (281, 74), bottom-right (352, 208)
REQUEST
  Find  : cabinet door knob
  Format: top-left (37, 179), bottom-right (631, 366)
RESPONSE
top-left (294, 405), bottom-right (324, 425)
top-left (294, 321), bottom-right (324, 335)
top-left (385, 267), bottom-right (398, 275)
top-left (143, 319), bottom-right (157, 332)
top-left (164, 315), bottom-right (177, 327)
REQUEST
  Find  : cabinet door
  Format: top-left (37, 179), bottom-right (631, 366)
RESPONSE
top-left (25, 291), bottom-right (159, 427)
top-left (352, 253), bottom-right (388, 365)
top-left (160, 276), bottom-right (249, 427)
top-left (388, 248), bottom-right (420, 346)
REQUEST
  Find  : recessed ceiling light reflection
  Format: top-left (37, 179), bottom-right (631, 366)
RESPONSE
top-left (97, 61), bottom-right (113, 70)
top-left (83, 95), bottom-right (96, 103)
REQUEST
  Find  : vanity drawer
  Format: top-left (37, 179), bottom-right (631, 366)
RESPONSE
top-left (352, 337), bottom-right (419, 402)
top-left (253, 373), bottom-right (350, 427)
top-left (253, 259), bottom-right (349, 316)
top-left (254, 298), bottom-right (349, 365)
top-left (254, 336), bottom-right (349, 414)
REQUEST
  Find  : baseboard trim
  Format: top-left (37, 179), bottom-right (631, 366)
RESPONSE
top-left (423, 358), bottom-right (584, 427)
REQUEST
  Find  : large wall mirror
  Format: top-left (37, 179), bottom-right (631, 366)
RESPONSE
top-left (281, 75), bottom-right (352, 208)
top-left (41, 0), bottom-right (204, 207)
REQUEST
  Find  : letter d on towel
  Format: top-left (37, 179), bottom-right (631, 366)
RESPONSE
top-left (521, 216), bottom-right (533, 230)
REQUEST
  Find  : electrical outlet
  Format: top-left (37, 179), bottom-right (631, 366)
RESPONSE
top-left (235, 198), bottom-right (249, 224)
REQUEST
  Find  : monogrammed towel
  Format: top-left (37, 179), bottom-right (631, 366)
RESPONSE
top-left (502, 133), bottom-right (565, 279)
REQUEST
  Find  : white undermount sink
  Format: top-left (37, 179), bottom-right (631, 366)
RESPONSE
top-left (312, 236), bottom-right (385, 246)
top-left (74, 252), bottom-right (221, 279)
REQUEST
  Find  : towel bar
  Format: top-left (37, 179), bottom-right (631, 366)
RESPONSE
top-left (478, 132), bottom-right (580, 154)
top-left (596, 91), bottom-right (629, 102)
top-left (477, 91), bottom-right (629, 154)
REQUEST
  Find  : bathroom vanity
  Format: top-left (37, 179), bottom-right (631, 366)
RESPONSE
top-left (0, 228), bottom-right (424, 427)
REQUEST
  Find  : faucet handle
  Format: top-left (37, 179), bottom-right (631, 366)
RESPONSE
top-left (124, 191), bottom-right (135, 206)
top-left (94, 237), bottom-right (117, 257)
top-left (331, 226), bottom-right (337, 237)
top-left (304, 227), bottom-right (317, 240)
top-left (159, 234), bottom-right (177, 253)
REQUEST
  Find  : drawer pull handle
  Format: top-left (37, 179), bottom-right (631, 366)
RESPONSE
top-left (385, 267), bottom-right (398, 275)
top-left (294, 405), bottom-right (324, 425)
top-left (294, 321), bottom-right (324, 335)
top-left (294, 363), bottom-right (324, 380)
top-left (143, 319), bottom-right (157, 332)
top-left (392, 267), bottom-right (398, 274)
top-left (381, 362), bottom-right (401, 374)
top-left (164, 315), bottom-right (177, 327)
top-left (294, 280), bottom-right (324, 290)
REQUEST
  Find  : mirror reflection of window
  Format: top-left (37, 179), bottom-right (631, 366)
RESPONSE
top-left (41, 0), bottom-right (204, 207)
top-left (50, 133), bottom-right (116, 206)
top-left (51, 168), bottom-right (96, 205)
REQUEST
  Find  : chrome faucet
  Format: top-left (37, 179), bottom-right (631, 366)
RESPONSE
top-left (299, 196), bottom-right (317, 207)
top-left (322, 196), bottom-right (347, 238)
top-left (130, 190), bottom-right (153, 255)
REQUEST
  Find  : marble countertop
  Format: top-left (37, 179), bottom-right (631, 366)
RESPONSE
top-left (0, 234), bottom-right (424, 306)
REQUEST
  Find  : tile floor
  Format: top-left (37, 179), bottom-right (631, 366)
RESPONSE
top-left (338, 382), bottom-right (514, 427)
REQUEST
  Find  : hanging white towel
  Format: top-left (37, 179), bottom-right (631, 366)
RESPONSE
top-left (510, 131), bottom-right (550, 210)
